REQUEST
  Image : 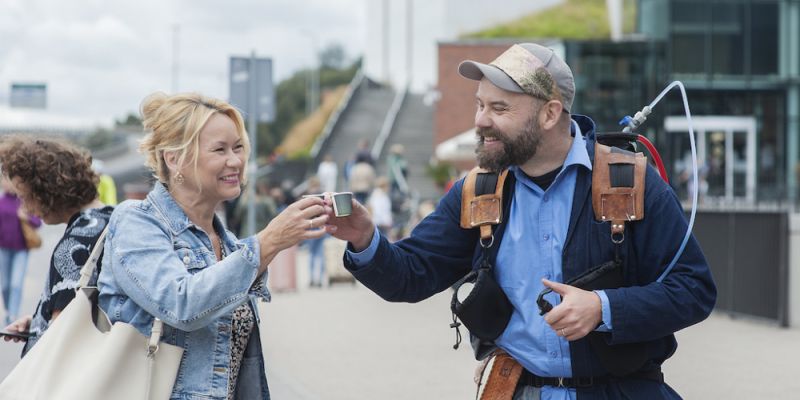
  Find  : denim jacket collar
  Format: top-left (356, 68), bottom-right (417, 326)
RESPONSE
top-left (150, 183), bottom-right (245, 258)
top-left (147, 182), bottom-right (194, 235)
top-left (147, 182), bottom-right (230, 246)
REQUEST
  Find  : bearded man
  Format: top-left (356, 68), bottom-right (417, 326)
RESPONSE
top-left (326, 43), bottom-right (716, 399)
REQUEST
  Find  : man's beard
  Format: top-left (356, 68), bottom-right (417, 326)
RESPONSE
top-left (475, 114), bottom-right (542, 172)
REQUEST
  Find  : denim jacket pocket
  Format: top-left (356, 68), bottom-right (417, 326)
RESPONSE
top-left (175, 246), bottom-right (208, 272)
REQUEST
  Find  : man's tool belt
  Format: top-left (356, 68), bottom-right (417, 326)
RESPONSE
top-left (477, 351), bottom-right (665, 399)
top-left (518, 368), bottom-right (664, 389)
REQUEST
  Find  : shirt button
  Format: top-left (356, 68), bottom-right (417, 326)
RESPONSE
top-left (183, 255), bottom-right (190, 265)
top-left (543, 195), bottom-right (549, 202)
top-left (544, 273), bottom-right (551, 279)
top-left (550, 351), bottom-right (557, 358)
top-left (543, 234), bottom-right (550, 240)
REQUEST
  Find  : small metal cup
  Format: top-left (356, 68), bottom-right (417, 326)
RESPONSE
top-left (331, 192), bottom-right (353, 217)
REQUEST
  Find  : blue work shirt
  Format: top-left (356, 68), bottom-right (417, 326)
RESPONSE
top-left (494, 126), bottom-right (589, 400)
top-left (350, 124), bottom-right (613, 400)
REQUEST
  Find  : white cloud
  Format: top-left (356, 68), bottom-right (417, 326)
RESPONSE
top-left (0, 0), bottom-right (365, 124)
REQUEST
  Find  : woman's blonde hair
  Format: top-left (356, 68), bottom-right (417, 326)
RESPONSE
top-left (138, 92), bottom-right (250, 186)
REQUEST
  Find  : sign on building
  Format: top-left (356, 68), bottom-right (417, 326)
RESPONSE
top-left (229, 57), bottom-right (275, 123)
top-left (10, 83), bottom-right (47, 109)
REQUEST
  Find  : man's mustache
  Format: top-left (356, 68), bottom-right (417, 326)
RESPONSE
top-left (475, 128), bottom-right (507, 142)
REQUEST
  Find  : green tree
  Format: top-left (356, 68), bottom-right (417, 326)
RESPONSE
top-left (319, 43), bottom-right (347, 70)
top-left (258, 55), bottom-right (360, 158)
top-left (115, 113), bottom-right (142, 127)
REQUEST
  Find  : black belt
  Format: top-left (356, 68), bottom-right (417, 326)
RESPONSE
top-left (519, 368), bottom-right (664, 389)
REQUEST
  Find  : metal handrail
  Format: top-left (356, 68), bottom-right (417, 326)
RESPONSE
top-left (309, 68), bottom-right (364, 162)
top-left (370, 86), bottom-right (407, 162)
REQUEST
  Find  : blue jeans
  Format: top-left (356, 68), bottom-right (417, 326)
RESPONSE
top-left (307, 237), bottom-right (326, 285)
top-left (0, 248), bottom-right (29, 325)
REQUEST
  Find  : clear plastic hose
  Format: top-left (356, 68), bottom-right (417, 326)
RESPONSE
top-left (645, 81), bottom-right (698, 283)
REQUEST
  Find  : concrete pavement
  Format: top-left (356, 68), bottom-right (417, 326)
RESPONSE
top-left (265, 245), bottom-right (800, 399)
top-left (3, 231), bottom-right (799, 399)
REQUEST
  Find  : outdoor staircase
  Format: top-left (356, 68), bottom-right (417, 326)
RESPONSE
top-left (376, 93), bottom-right (440, 201)
top-left (317, 79), bottom-right (395, 191)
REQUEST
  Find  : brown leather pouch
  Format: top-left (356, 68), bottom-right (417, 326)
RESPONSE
top-left (591, 143), bottom-right (646, 239)
top-left (460, 168), bottom-right (509, 240)
top-left (477, 352), bottom-right (523, 400)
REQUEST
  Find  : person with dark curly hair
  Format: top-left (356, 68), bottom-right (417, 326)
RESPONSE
top-left (0, 136), bottom-right (113, 356)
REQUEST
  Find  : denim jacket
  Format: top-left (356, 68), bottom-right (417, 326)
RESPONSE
top-left (98, 182), bottom-right (271, 400)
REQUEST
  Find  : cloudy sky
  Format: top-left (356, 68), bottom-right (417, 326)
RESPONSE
top-left (0, 0), bottom-right (365, 125)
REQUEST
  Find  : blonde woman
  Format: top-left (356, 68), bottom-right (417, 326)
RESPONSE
top-left (98, 92), bottom-right (333, 399)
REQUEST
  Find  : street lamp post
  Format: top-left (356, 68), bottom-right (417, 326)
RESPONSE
top-left (300, 30), bottom-right (320, 115)
top-left (246, 50), bottom-right (258, 237)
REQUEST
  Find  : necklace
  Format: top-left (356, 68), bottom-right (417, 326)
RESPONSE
top-left (210, 231), bottom-right (226, 260)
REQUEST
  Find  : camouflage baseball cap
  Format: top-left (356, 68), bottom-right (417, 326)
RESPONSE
top-left (458, 43), bottom-right (575, 113)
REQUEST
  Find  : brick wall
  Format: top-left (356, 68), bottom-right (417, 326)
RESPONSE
top-left (435, 42), bottom-right (511, 147)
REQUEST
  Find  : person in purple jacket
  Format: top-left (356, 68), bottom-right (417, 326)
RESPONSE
top-left (0, 175), bottom-right (41, 326)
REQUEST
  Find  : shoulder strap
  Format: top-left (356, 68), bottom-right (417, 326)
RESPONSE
top-left (591, 143), bottom-right (647, 243)
top-left (77, 227), bottom-right (109, 288)
top-left (77, 225), bottom-right (166, 347)
top-left (460, 167), bottom-right (510, 241)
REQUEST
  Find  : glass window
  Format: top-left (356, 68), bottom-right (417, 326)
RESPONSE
top-left (672, 1), bottom-right (710, 25)
top-left (711, 34), bottom-right (744, 75)
top-left (672, 33), bottom-right (706, 74)
top-left (750, 3), bottom-right (778, 75)
top-left (711, 2), bottom-right (744, 75)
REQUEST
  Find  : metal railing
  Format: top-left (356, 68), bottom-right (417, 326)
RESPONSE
top-left (691, 210), bottom-right (789, 326)
top-left (370, 86), bottom-right (407, 162)
top-left (309, 68), bottom-right (364, 163)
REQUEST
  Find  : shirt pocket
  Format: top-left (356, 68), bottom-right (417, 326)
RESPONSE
top-left (174, 243), bottom-right (208, 273)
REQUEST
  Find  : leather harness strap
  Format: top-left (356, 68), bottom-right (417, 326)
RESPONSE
top-left (591, 143), bottom-right (647, 242)
top-left (460, 168), bottom-right (509, 241)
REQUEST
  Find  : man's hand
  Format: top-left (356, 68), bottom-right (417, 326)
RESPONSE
top-left (541, 279), bottom-right (602, 341)
top-left (324, 195), bottom-right (375, 251)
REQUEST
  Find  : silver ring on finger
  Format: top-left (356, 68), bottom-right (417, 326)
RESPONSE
top-left (560, 328), bottom-right (566, 336)
top-left (308, 219), bottom-right (313, 229)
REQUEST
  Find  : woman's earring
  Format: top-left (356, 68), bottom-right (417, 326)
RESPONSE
top-left (175, 173), bottom-right (185, 185)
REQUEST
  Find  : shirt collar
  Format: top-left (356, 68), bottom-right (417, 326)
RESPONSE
top-left (148, 182), bottom-right (231, 243)
top-left (564, 119), bottom-right (593, 172)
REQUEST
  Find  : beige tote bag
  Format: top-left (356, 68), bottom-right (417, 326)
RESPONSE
top-left (0, 228), bottom-right (183, 400)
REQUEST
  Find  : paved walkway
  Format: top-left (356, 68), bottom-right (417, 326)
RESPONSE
top-left (3, 231), bottom-right (799, 399)
top-left (265, 244), bottom-right (800, 399)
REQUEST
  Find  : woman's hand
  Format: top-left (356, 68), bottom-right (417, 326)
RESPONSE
top-left (3, 315), bottom-right (32, 343)
top-left (255, 196), bottom-right (334, 272)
